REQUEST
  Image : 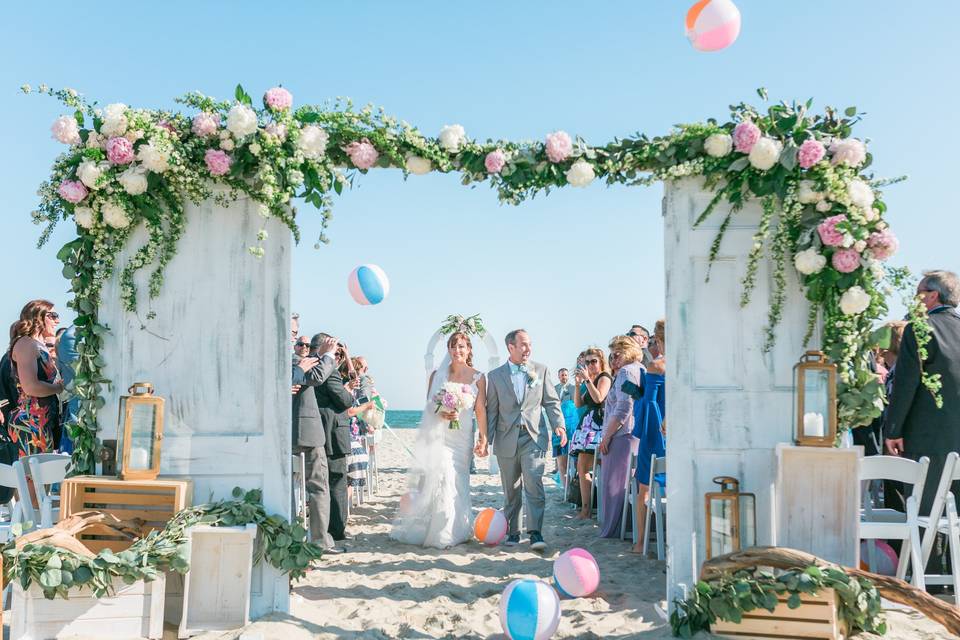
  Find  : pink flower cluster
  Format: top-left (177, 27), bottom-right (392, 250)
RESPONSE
top-left (485, 149), bottom-right (506, 174)
top-left (344, 139), bottom-right (379, 170)
top-left (867, 229), bottom-right (899, 260)
top-left (204, 148), bottom-right (232, 176)
top-left (264, 87), bottom-right (293, 111)
top-left (831, 248), bottom-right (861, 273)
top-left (545, 131), bottom-right (572, 163)
top-left (732, 121), bottom-right (761, 153)
top-left (106, 136), bottom-right (135, 165)
top-left (58, 180), bottom-right (88, 204)
top-left (797, 139), bottom-right (826, 169)
top-left (817, 214), bottom-right (847, 247)
top-left (191, 112), bottom-right (220, 137)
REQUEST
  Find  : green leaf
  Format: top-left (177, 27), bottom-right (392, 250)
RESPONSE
top-left (787, 592), bottom-right (802, 608)
top-left (844, 106), bottom-right (857, 117)
top-left (40, 568), bottom-right (62, 588)
top-left (728, 157), bottom-right (749, 172)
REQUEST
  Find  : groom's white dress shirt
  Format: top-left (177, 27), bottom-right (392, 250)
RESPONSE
top-left (509, 363), bottom-right (526, 404)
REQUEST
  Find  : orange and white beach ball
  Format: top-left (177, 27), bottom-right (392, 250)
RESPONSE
top-left (686, 0), bottom-right (741, 52)
top-left (473, 507), bottom-right (508, 546)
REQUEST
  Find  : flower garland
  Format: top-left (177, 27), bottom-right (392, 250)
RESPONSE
top-left (438, 313), bottom-right (486, 337)
top-left (26, 84), bottom-right (931, 472)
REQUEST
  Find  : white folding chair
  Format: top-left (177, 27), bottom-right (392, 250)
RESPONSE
top-left (291, 452), bottom-right (307, 524)
top-left (367, 430), bottom-right (381, 495)
top-left (591, 451), bottom-right (603, 521)
top-left (26, 453), bottom-right (70, 529)
top-left (13, 459), bottom-right (37, 531)
top-left (0, 464), bottom-right (24, 542)
top-left (643, 455), bottom-right (667, 560)
top-left (918, 451), bottom-right (960, 604)
top-left (363, 436), bottom-right (374, 500)
top-left (860, 455), bottom-right (929, 588)
top-left (620, 451), bottom-right (638, 541)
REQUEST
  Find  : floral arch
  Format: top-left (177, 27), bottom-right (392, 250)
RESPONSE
top-left (28, 83), bottom-right (931, 474)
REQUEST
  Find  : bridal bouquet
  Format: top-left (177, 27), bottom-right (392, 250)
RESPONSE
top-left (433, 382), bottom-right (475, 430)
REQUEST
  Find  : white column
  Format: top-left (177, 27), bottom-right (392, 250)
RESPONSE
top-left (98, 190), bottom-right (291, 617)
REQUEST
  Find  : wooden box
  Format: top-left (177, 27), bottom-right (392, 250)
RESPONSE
top-left (59, 476), bottom-right (192, 552)
top-left (11, 574), bottom-right (165, 639)
top-left (711, 588), bottom-right (847, 640)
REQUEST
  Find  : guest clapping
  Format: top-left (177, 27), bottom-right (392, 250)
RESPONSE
top-left (570, 348), bottom-right (612, 519)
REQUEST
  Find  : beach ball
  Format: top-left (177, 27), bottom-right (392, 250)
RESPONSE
top-left (398, 490), bottom-right (418, 516)
top-left (553, 547), bottom-right (600, 598)
top-left (685, 0), bottom-right (741, 52)
top-left (347, 264), bottom-right (390, 305)
top-left (473, 508), bottom-right (508, 546)
top-left (860, 540), bottom-right (899, 576)
top-left (499, 579), bottom-right (561, 640)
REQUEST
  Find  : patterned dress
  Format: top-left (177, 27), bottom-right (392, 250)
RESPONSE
top-left (9, 340), bottom-right (59, 457)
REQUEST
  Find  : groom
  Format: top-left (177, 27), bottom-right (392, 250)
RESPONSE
top-left (486, 329), bottom-right (566, 550)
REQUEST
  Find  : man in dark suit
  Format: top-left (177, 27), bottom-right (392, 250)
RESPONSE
top-left (885, 270), bottom-right (960, 531)
top-left (292, 334), bottom-right (339, 551)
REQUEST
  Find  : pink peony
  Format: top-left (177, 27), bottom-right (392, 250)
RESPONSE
top-left (58, 180), bottom-right (88, 204)
top-left (105, 136), bottom-right (135, 164)
top-left (443, 392), bottom-right (456, 408)
top-left (485, 149), bottom-right (506, 173)
top-left (867, 229), bottom-right (899, 260)
top-left (204, 148), bottom-right (232, 176)
top-left (797, 139), bottom-right (826, 169)
top-left (157, 120), bottom-right (179, 137)
top-left (831, 248), bottom-right (861, 273)
top-left (817, 214), bottom-right (847, 247)
top-left (830, 138), bottom-right (867, 167)
top-left (344, 139), bottom-right (379, 170)
top-left (191, 112), bottom-right (220, 137)
top-left (51, 115), bottom-right (81, 145)
top-left (264, 87), bottom-right (293, 111)
top-left (461, 385), bottom-right (471, 394)
top-left (544, 131), bottom-right (573, 163)
top-left (732, 121), bottom-right (761, 153)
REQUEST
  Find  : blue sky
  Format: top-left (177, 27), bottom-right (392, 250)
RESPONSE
top-left (2, 2), bottom-right (958, 408)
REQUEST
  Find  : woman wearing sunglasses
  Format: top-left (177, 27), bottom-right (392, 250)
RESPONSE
top-left (7, 300), bottom-right (64, 457)
top-left (570, 347), bottom-right (612, 519)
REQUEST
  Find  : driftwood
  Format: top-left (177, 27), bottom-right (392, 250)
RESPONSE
top-left (701, 546), bottom-right (960, 637)
top-left (15, 511), bottom-right (145, 558)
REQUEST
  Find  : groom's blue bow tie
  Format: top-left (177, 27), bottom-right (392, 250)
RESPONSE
top-left (510, 363), bottom-right (528, 375)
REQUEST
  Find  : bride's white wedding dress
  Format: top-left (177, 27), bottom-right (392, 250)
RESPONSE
top-left (390, 360), bottom-right (480, 548)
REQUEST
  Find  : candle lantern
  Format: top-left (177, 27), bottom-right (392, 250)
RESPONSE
top-left (704, 476), bottom-right (756, 559)
top-left (116, 382), bottom-right (164, 480)
top-left (792, 351), bottom-right (837, 447)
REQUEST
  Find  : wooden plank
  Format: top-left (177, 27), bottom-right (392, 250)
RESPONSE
top-left (713, 616), bottom-right (836, 636)
top-left (76, 491), bottom-right (180, 505)
top-left (711, 588), bottom-right (844, 640)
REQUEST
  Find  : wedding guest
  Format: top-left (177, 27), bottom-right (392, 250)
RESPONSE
top-left (598, 336), bottom-right (642, 538)
top-left (0, 346), bottom-right (17, 426)
top-left (7, 300), bottom-right (64, 457)
top-left (628, 324), bottom-right (654, 367)
top-left (343, 357), bottom-right (369, 501)
top-left (632, 318), bottom-right (666, 553)
top-left (553, 368), bottom-right (576, 484)
top-left (570, 347), bottom-right (612, 519)
top-left (291, 312), bottom-right (301, 347)
top-left (55, 325), bottom-right (79, 453)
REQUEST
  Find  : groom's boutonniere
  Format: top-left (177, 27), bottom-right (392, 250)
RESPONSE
top-left (525, 366), bottom-right (539, 389)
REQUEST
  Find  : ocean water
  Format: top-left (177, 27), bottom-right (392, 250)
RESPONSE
top-left (385, 409), bottom-right (422, 428)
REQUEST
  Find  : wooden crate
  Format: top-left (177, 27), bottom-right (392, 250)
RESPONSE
top-left (712, 588), bottom-right (847, 640)
top-left (59, 476), bottom-right (192, 552)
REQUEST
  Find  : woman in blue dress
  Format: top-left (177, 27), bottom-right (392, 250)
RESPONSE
top-left (631, 319), bottom-right (666, 553)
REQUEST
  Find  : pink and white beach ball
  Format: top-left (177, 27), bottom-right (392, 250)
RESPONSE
top-left (347, 264), bottom-right (390, 305)
top-left (553, 547), bottom-right (600, 598)
top-left (473, 508), bottom-right (508, 546)
top-left (499, 579), bottom-right (561, 640)
top-left (685, 0), bottom-right (741, 52)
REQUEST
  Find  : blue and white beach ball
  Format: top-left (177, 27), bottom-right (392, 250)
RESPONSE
top-left (499, 579), bottom-right (561, 640)
top-left (347, 264), bottom-right (390, 305)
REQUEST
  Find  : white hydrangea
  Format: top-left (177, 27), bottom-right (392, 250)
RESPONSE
top-left (839, 286), bottom-right (871, 316)
top-left (797, 180), bottom-right (824, 204)
top-left (405, 155), bottom-right (432, 175)
top-left (846, 178), bottom-right (875, 209)
top-left (137, 142), bottom-right (170, 173)
top-left (74, 206), bottom-right (95, 229)
top-left (118, 166), bottom-right (148, 195)
top-left (226, 104), bottom-right (258, 137)
top-left (297, 125), bottom-right (329, 160)
top-left (794, 248), bottom-right (827, 275)
top-left (438, 124), bottom-right (466, 153)
top-left (102, 202), bottom-right (130, 229)
top-left (100, 103), bottom-right (129, 137)
top-left (748, 137), bottom-right (782, 171)
top-left (77, 160), bottom-right (106, 189)
top-left (565, 159), bottom-right (596, 187)
top-left (703, 133), bottom-right (733, 158)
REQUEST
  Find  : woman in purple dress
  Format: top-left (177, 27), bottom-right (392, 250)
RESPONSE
top-left (598, 336), bottom-right (642, 538)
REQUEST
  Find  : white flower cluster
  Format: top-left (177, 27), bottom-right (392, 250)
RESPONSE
top-left (101, 103), bottom-right (129, 137)
top-left (704, 133), bottom-right (733, 158)
top-left (794, 248), bottom-right (826, 275)
top-left (405, 155), bottom-right (432, 175)
top-left (438, 124), bottom-right (466, 153)
top-left (226, 104), bottom-right (258, 137)
top-left (748, 138), bottom-right (782, 171)
top-left (565, 159), bottom-right (595, 187)
top-left (297, 125), bottom-right (329, 160)
top-left (839, 286), bottom-right (871, 316)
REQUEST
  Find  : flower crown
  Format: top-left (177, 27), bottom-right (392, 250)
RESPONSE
top-left (439, 314), bottom-right (486, 337)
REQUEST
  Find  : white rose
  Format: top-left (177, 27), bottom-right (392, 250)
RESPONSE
top-left (748, 137), bottom-right (782, 171)
top-left (249, 142), bottom-right (262, 156)
top-left (816, 200), bottom-right (832, 213)
top-left (793, 248), bottom-right (826, 275)
top-left (77, 160), bottom-right (105, 189)
top-left (704, 133), bottom-right (733, 158)
top-left (118, 166), bottom-right (148, 195)
top-left (854, 240), bottom-right (867, 252)
top-left (839, 286), bottom-right (871, 316)
top-left (438, 124), bottom-right (466, 153)
top-left (830, 138), bottom-right (867, 167)
top-left (226, 104), bottom-right (258, 137)
top-left (565, 159), bottom-right (595, 187)
top-left (797, 180), bottom-right (824, 204)
top-left (297, 125), bottom-right (329, 160)
top-left (101, 103), bottom-right (129, 137)
top-left (405, 155), bottom-right (432, 175)
top-left (74, 206), bottom-right (96, 229)
top-left (220, 137), bottom-right (235, 151)
top-left (102, 202), bottom-right (130, 229)
top-left (846, 179), bottom-right (875, 209)
top-left (137, 142), bottom-right (169, 173)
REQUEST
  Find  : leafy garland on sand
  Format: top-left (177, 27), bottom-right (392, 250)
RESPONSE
top-left (670, 565), bottom-right (886, 638)
top-left (3, 488), bottom-right (321, 600)
top-left (26, 83), bottom-right (935, 472)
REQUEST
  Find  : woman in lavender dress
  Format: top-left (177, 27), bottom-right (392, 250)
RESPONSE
top-left (598, 336), bottom-right (642, 538)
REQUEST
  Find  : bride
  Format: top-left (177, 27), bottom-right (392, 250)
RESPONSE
top-left (390, 330), bottom-right (489, 548)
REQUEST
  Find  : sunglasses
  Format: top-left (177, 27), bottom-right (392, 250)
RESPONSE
top-left (46, 312), bottom-right (60, 321)
top-left (628, 332), bottom-right (647, 338)
top-left (584, 358), bottom-right (600, 365)
top-left (295, 342), bottom-right (310, 348)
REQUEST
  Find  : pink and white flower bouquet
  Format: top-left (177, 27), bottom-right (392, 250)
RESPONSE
top-left (433, 381), bottom-right (476, 430)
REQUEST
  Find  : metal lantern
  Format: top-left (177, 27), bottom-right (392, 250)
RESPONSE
top-left (704, 476), bottom-right (756, 559)
top-left (792, 351), bottom-right (838, 447)
top-left (116, 382), bottom-right (164, 480)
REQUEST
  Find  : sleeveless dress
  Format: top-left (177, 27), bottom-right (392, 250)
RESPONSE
top-left (9, 339), bottom-right (59, 457)
top-left (569, 372), bottom-right (612, 455)
top-left (390, 371), bottom-right (480, 548)
top-left (632, 369), bottom-right (666, 488)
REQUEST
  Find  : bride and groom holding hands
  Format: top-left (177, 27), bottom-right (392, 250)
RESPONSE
top-left (390, 327), bottom-right (567, 550)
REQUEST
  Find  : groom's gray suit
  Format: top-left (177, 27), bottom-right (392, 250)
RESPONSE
top-left (487, 361), bottom-right (564, 536)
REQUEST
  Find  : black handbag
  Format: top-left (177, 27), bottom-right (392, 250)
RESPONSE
top-left (565, 471), bottom-right (582, 507)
